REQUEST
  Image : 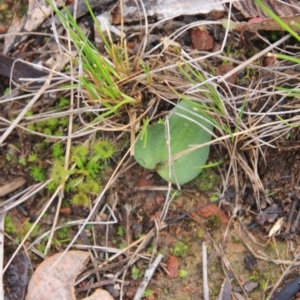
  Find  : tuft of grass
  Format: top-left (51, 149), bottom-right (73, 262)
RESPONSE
top-left (47, 0), bottom-right (137, 120)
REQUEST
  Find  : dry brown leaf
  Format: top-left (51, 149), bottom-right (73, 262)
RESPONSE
top-left (0, 177), bottom-right (26, 197)
top-left (25, 250), bottom-right (113, 300)
top-left (0, 22), bottom-right (7, 33)
top-left (166, 254), bottom-right (179, 279)
top-left (268, 217), bottom-right (284, 237)
top-left (191, 28), bottom-right (214, 51)
top-left (26, 250), bottom-right (88, 300)
top-left (192, 203), bottom-right (229, 225)
top-left (216, 64), bottom-right (237, 86)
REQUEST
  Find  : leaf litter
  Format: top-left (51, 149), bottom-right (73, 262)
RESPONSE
top-left (0, 0), bottom-right (300, 299)
top-left (25, 250), bottom-right (114, 300)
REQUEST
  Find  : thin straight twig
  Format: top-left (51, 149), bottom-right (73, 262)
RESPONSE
top-left (133, 253), bottom-right (163, 300)
top-left (0, 212), bottom-right (6, 299)
top-left (119, 225), bottom-right (163, 299)
top-left (202, 242), bottom-right (209, 300)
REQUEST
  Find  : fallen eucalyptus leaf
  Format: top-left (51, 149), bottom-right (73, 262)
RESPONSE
top-left (25, 250), bottom-right (113, 300)
top-left (134, 100), bottom-right (213, 185)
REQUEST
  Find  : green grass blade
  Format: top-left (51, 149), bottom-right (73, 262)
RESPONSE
top-left (255, 0), bottom-right (300, 41)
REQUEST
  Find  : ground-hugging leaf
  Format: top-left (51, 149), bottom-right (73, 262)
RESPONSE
top-left (134, 100), bottom-right (213, 185)
top-left (25, 250), bottom-right (113, 300)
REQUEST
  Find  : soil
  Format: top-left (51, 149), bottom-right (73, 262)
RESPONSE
top-left (1, 1), bottom-right (300, 300)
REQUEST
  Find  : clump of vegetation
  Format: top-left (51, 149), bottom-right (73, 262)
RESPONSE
top-left (131, 265), bottom-right (144, 280)
top-left (56, 226), bottom-right (71, 241)
top-left (178, 269), bottom-right (188, 279)
top-left (5, 216), bottom-right (17, 235)
top-left (143, 289), bottom-right (154, 297)
top-left (47, 0), bottom-right (137, 121)
top-left (47, 139), bottom-right (114, 207)
top-left (117, 226), bottom-right (125, 237)
top-left (30, 166), bottom-right (47, 182)
top-left (26, 98), bottom-right (69, 136)
top-left (207, 215), bottom-right (221, 228)
top-left (171, 241), bottom-right (189, 257)
top-left (5, 216), bottom-right (40, 243)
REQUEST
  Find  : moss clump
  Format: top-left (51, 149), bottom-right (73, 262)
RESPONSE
top-left (171, 241), bottom-right (189, 257)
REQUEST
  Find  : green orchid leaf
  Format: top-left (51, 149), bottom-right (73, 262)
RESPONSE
top-left (134, 100), bottom-right (213, 184)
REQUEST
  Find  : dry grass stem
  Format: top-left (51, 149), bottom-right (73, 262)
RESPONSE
top-left (0, 213), bottom-right (6, 298)
top-left (202, 242), bottom-right (209, 300)
top-left (133, 253), bottom-right (164, 300)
